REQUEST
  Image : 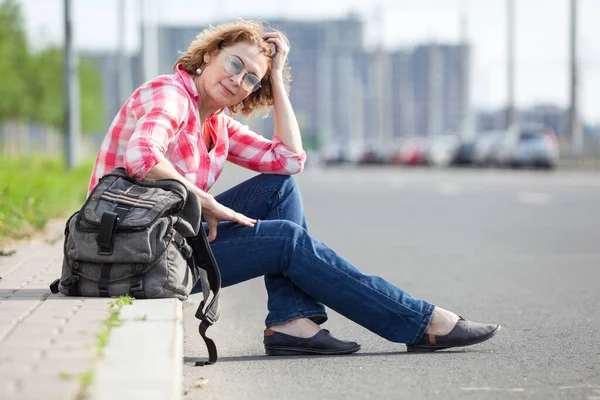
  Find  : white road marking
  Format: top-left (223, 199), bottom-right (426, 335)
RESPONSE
top-left (438, 182), bottom-right (460, 195)
top-left (559, 385), bottom-right (600, 390)
top-left (517, 192), bottom-right (552, 205)
top-left (385, 176), bottom-right (405, 189)
top-left (461, 387), bottom-right (525, 392)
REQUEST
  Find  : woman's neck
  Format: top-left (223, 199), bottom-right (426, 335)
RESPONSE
top-left (198, 103), bottom-right (221, 123)
top-left (194, 76), bottom-right (221, 123)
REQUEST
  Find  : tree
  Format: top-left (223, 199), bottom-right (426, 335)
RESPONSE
top-left (0, 0), bottom-right (33, 121)
top-left (79, 58), bottom-right (104, 133)
top-left (0, 0), bottom-right (103, 133)
top-left (28, 47), bottom-right (104, 133)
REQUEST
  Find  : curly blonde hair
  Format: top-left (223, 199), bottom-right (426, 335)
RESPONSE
top-left (174, 20), bottom-right (291, 117)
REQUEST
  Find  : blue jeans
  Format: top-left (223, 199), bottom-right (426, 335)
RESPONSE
top-left (192, 174), bottom-right (434, 344)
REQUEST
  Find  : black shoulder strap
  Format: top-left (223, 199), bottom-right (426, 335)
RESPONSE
top-left (187, 223), bottom-right (221, 367)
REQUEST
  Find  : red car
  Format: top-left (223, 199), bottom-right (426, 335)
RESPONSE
top-left (391, 138), bottom-right (429, 166)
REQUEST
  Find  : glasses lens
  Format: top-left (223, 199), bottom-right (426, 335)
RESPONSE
top-left (224, 56), bottom-right (243, 75)
top-left (243, 75), bottom-right (261, 92)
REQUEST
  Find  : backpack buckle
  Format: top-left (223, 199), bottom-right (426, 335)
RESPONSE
top-left (49, 279), bottom-right (60, 294)
top-left (130, 273), bottom-right (144, 298)
top-left (61, 276), bottom-right (81, 296)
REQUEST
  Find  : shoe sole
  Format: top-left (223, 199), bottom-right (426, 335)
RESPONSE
top-left (406, 325), bottom-right (502, 353)
top-left (265, 344), bottom-right (361, 356)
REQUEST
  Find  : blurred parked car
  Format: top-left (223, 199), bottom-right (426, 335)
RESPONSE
top-left (472, 126), bottom-right (559, 169)
top-left (426, 135), bottom-right (461, 167)
top-left (358, 148), bottom-right (388, 165)
top-left (450, 140), bottom-right (476, 166)
top-left (321, 143), bottom-right (363, 166)
top-left (472, 131), bottom-right (506, 167)
top-left (390, 137), bottom-right (430, 166)
top-left (508, 127), bottom-right (559, 169)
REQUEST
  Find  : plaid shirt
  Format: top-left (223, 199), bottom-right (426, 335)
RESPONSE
top-left (89, 65), bottom-right (306, 194)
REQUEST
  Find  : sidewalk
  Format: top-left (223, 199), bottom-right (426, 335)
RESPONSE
top-left (0, 227), bottom-right (184, 400)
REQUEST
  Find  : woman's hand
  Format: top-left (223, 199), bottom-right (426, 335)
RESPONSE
top-left (200, 193), bottom-right (257, 242)
top-left (261, 32), bottom-right (289, 81)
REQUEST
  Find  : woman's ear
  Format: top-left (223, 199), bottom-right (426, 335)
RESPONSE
top-left (204, 48), bottom-right (220, 65)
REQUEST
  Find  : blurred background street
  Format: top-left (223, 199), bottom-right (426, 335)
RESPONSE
top-left (2, 0), bottom-right (600, 169)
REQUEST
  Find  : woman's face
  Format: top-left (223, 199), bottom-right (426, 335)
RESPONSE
top-left (200, 41), bottom-right (269, 107)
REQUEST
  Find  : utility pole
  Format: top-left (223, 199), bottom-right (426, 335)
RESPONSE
top-left (117, 0), bottom-right (132, 104)
top-left (140, 0), bottom-right (148, 82)
top-left (372, 2), bottom-right (386, 149)
top-left (141, 0), bottom-right (159, 82)
top-left (64, 0), bottom-right (80, 169)
top-left (506, 0), bottom-right (516, 131)
top-left (427, 43), bottom-right (443, 137)
top-left (459, 10), bottom-right (472, 140)
top-left (569, 0), bottom-right (583, 156)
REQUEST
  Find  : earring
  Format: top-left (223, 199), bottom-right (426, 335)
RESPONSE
top-left (196, 67), bottom-right (202, 75)
top-left (239, 102), bottom-right (245, 110)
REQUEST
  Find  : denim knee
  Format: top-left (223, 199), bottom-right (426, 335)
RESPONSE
top-left (274, 220), bottom-right (309, 272)
top-left (278, 174), bottom-right (297, 190)
top-left (256, 174), bottom-right (296, 192)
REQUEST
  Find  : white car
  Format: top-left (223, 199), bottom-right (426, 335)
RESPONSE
top-left (509, 128), bottom-right (559, 169)
top-left (427, 135), bottom-right (461, 167)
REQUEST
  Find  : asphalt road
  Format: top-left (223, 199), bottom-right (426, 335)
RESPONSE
top-left (182, 166), bottom-right (600, 400)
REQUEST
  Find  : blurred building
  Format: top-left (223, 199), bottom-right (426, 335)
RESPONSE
top-left (475, 109), bottom-right (506, 133)
top-left (388, 51), bottom-right (414, 140)
top-left (80, 51), bottom-right (141, 135)
top-left (354, 49), bottom-right (376, 147)
top-left (83, 16), bottom-right (473, 148)
top-left (409, 43), bottom-right (469, 138)
top-left (475, 105), bottom-right (568, 138)
top-left (157, 16), bottom-right (366, 149)
top-left (520, 105), bottom-right (567, 137)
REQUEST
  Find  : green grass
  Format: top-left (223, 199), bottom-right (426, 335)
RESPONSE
top-left (109, 295), bottom-right (134, 309)
top-left (71, 296), bottom-right (134, 400)
top-left (96, 296), bottom-right (134, 356)
top-left (0, 157), bottom-right (94, 243)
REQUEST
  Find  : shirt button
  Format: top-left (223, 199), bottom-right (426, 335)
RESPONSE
top-left (206, 157), bottom-right (210, 163)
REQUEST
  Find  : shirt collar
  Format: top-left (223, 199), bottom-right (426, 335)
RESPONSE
top-left (175, 64), bottom-right (199, 102)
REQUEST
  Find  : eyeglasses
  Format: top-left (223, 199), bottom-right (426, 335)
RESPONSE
top-left (223, 54), bottom-right (262, 93)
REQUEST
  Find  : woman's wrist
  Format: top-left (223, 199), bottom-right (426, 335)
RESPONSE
top-left (192, 188), bottom-right (211, 203)
top-left (270, 72), bottom-right (284, 86)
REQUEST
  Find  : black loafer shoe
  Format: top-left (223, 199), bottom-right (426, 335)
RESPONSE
top-left (406, 317), bottom-right (501, 352)
top-left (264, 328), bottom-right (361, 356)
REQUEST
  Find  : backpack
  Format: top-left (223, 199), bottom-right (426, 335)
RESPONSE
top-left (49, 167), bottom-right (221, 366)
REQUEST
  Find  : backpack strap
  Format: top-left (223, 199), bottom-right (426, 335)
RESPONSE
top-left (187, 224), bottom-right (221, 367)
top-left (96, 211), bottom-right (120, 255)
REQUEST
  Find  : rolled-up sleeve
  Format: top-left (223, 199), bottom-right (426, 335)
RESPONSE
top-left (123, 84), bottom-right (189, 180)
top-left (225, 116), bottom-right (306, 175)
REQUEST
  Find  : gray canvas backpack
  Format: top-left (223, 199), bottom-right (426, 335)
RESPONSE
top-left (49, 167), bottom-right (221, 365)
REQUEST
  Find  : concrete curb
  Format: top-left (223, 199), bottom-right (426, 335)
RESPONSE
top-left (90, 299), bottom-right (183, 400)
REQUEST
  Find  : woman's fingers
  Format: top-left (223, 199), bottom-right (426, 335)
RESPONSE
top-left (261, 32), bottom-right (282, 39)
top-left (206, 219), bottom-right (218, 242)
top-left (202, 205), bottom-right (256, 242)
top-left (262, 33), bottom-right (290, 50)
top-left (265, 37), bottom-right (289, 54)
top-left (233, 211), bottom-right (256, 227)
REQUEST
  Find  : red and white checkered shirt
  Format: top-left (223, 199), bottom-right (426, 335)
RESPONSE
top-left (89, 64), bottom-right (306, 194)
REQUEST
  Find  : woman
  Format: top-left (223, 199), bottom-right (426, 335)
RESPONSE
top-left (90, 20), bottom-right (500, 355)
